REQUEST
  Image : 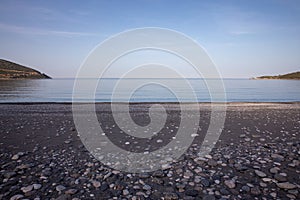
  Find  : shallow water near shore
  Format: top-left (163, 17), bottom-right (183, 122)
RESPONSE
top-left (0, 78), bottom-right (299, 102)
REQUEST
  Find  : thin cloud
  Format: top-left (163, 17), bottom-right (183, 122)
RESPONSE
top-left (0, 22), bottom-right (97, 37)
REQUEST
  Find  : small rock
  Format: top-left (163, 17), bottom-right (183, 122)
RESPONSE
top-left (11, 154), bottom-right (19, 160)
top-left (251, 186), bottom-right (261, 195)
top-left (143, 184), bottom-right (151, 191)
top-left (286, 194), bottom-right (296, 199)
top-left (123, 189), bottom-right (129, 196)
top-left (288, 190), bottom-right (299, 195)
top-left (201, 179), bottom-right (210, 187)
top-left (277, 182), bottom-right (296, 189)
top-left (65, 189), bottom-right (77, 195)
top-left (262, 178), bottom-right (272, 182)
top-left (164, 192), bottom-right (179, 200)
top-left (162, 163), bottom-right (171, 170)
top-left (4, 171), bottom-right (16, 179)
top-left (100, 182), bottom-right (109, 191)
top-left (21, 185), bottom-right (33, 193)
top-left (33, 184), bottom-right (42, 190)
top-left (153, 170), bottom-right (164, 178)
top-left (271, 154), bottom-right (284, 161)
top-left (220, 188), bottom-right (230, 195)
top-left (269, 167), bottom-right (279, 174)
top-left (207, 159), bottom-right (217, 167)
top-left (56, 185), bottom-right (66, 193)
top-left (270, 192), bottom-right (277, 198)
top-left (92, 180), bottom-right (101, 188)
top-left (274, 174), bottom-right (287, 182)
top-left (55, 194), bottom-right (71, 200)
top-left (254, 170), bottom-right (267, 177)
top-left (139, 173), bottom-right (150, 178)
top-left (10, 194), bottom-right (24, 200)
top-left (224, 180), bottom-right (236, 189)
top-left (185, 189), bottom-right (198, 197)
top-left (203, 195), bottom-right (216, 200)
top-left (241, 185), bottom-right (250, 192)
top-left (260, 182), bottom-right (267, 187)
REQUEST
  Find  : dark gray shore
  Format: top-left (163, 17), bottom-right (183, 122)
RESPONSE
top-left (0, 103), bottom-right (299, 200)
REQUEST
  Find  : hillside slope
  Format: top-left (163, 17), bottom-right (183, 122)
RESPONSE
top-left (255, 71), bottom-right (300, 80)
top-left (0, 59), bottom-right (51, 79)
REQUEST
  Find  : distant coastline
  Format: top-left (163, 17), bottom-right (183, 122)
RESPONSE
top-left (252, 71), bottom-right (300, 80)
top-left (0, 59), bottom-right (51, 79)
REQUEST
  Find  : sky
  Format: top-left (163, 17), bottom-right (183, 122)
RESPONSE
top-left (0, 0), bottom-right (300, 78)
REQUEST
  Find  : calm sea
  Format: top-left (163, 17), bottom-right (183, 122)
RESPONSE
top-left (0, 78), bottom-right (299, 102)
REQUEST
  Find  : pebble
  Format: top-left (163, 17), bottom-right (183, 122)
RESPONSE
top-left (241, 185), bottom-right (250, 192)
top-left (65, 189), bottom-right (77, 195)
top-left (33, 184), bottom-right (42, 190)
top-left (152, 170), bottom-right (164, 178)
top-left (11, 154), bottom-right (19, 160)
top-left (274, 174), bottom-right (287, 182)
top-left (92, 180), bottom-right (101, 188)
top-left (250, 186), bottom-right (261, 195)
top-left (55, 194), bottom-right (71, 200)
top-left (162, 163), bottom-right (171, 170)
top-left (21, 185), bottom-right (33, 193)
top-left (269, 167), bottom-right (279, 174)
top-left (143, 184), bottom-right (151, 191)
top-left (164, 192), bottom-right (178, 200)
top-left (201, 179), bottom-right (210, 187)
top-left (276, 182), bottom-right (296, 189)
top-left (288, 190), bottom-right (299, 195)
top-left (203, 195), bottom-right (216, 200)
top-left (254, 170), bottom-right (267, 177)
top-left (123, 189), bottom-right (129, 196)
top-left (56, 185), bottom-right (66, 193)
top-left (220, 188), bottom-right (230, 195)
top-left (185, 189), bottom-right (198, 197)
top-left (270, 192), bottom-right (277, 198)
top-left (224, 180), bottom-right (236, 189)
top-left (207, 159), bottom-right (217, 167)
top-left (4, 171), bottom-right (16, 179)
top-left (262, 178), bottom-right (272, 182)
top-left (10, 194), bottom-right (24, 200)
top-left (271, 153), bottom-right (284, 161)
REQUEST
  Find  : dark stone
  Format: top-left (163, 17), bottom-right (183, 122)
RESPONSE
top-left (164, 192), bottom-right (179, 200)
top-left (220, 188), bottom-right (230, 195)
top-left (185, 189), bottom-right (199, 197)
top-left (241, 185), bottom-right (250, 192)
top-left (55, 194), bottom-right (71, 200)
top-left (250, 186), bottom-right (261, 195)
top-left (274, 174), bottom-right (287, 182)
top-left (203, 195), bottom-right (216, 200)
top-left (201, 179), bottom-right (210, 187)
top-left (152, 170), bottom-right (165, 178)
top-left (100, 182), bottom-right (109, 191)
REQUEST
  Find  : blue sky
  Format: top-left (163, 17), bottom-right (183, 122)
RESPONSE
top-left (0, 0), bottom-right (300, 78)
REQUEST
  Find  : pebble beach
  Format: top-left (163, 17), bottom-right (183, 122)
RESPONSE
top-left (0, 103), bottom-right (299, 200)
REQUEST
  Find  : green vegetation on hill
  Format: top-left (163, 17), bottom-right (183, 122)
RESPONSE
top-left (255, 71), bottom-right (300, 80)
top-left (0, 59), bottom-right (51, 79)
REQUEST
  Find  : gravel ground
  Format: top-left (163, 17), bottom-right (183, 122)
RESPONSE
top-left (0, 103), bottom-right (299, 200)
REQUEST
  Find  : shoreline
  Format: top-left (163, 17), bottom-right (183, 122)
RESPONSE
top-left (0, 101), bottom-right (300, 104)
